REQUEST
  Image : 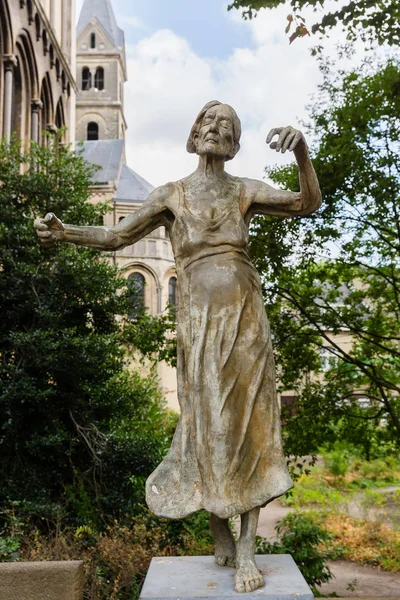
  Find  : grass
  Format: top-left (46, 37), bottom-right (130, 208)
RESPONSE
top-left (349, 456), bottom-right (400, 487)
top-left (281, 465), bottom-right (352, 510)
top-left (281, 455), bottom-right (400, 510)
top-left (361, 488), bottom-right (400, 508)
top-left (321, 513), bottom-right (400, 572)
top-left (279, 453), bottom-right (400, 573)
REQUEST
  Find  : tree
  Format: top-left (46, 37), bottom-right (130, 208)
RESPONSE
top-left (248, 58), bottom-right (400, 456)
top-left (0, 137), bottom-right (174, 524)
top-left (228, 0), bottom-right (400, 47)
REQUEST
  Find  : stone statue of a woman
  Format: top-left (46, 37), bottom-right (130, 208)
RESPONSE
top-left (35, 101), bottom-right (321, 593)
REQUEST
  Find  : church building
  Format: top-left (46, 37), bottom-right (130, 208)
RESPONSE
top-left (0, 0), bottom-right (76, 146)
top-left (0, 0), bottom-right (178, 410)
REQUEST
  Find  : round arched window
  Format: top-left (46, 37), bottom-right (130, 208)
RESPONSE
top-left (82, 67), bottom-right (91, 90)
top-left (128, 272), bottom-right (145, 318)
top-left (87, 122), bottom-right (99, 141)
top-left (168, 276), bottom-right (177, 307)
top-left (94, 67), bottom-right (104, 90)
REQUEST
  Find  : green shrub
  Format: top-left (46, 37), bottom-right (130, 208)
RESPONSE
top-left (322, 444), bottom-right (352, 479)
top-left (281, 485), bottom-right (345, 508)
top-left (0, 139), bottom-right (175, 527)
top-left (1, 507), bottom-right (213, 600)
top-left (362, 489), bottom-right (389, 508)
top-left (0, 502), bottom-right (25, 562)
top-left (164, 510), bottom-right (213, 555)
top-left (356, 458), bottom-right (400, 483)
top-left (256, 512), bottom-right (333, 591)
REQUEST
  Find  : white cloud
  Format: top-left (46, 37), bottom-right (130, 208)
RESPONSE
top-left (123, 4), bottom-right (369, 187)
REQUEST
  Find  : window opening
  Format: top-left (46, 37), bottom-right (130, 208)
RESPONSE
top-left (168, 277), bottom-right (177, 308)
top-left (87, 122), bottom-right (99, 141)
top-left (128, 272), bottom-right (145, 318)
top-left (90, 33), bottom-right (96, 48)
top-left (94, 67), bottom-right (104, 90)
top-left (82, 67), bottom-right (91, 90)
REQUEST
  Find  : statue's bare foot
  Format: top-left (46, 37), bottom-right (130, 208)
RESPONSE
top-left (216, 553), bottom-right (236, 567)
top-left (210, 514), bottom-right (236, 567)
top-left (215, 547), bottom-right (236, 567)
top-left (234, 560), bottom-right (264, 593)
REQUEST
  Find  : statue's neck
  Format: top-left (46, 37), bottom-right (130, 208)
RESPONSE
top-left (196, 155), bottom-right (226, 179)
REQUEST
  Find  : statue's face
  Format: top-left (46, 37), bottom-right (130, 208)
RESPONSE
top-left (194, 105), bottom-right (235, 159)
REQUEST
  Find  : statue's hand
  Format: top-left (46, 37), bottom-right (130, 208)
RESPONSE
top-left (266, 126), bottom-right (306, 153)
top-left (34, 212), bottom-right (65, 245)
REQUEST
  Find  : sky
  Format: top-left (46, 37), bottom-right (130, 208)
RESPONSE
top-left (75, 0), bottom-right (369, 187)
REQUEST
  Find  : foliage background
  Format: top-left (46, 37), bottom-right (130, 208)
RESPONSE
top-left (0, 137), bottom-right (175, 525)
top-left (248, 57), bottom-right (400, 461)
top-left (228, 0), bottom-right (400, 47)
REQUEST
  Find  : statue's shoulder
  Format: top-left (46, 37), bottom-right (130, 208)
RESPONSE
top-left (234, 177), bottom-right (276, 215)
top-left (147, 181), bottom-right (179, 209)
top-left (236, 176), bottom-right (275, 199)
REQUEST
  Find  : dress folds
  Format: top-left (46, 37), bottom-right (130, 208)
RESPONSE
top-left (146, 178), bottom-right (293, 519)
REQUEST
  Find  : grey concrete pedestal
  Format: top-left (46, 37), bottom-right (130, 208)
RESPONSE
top-left (140, 555), bottom-right (314, 600)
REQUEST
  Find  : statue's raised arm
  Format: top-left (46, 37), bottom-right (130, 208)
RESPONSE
top-left (34, 182), bottom-right (174, 250)
top-left (241, 126), bottom-right (321, 218)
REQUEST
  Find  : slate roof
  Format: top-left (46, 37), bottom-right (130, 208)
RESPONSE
top-left (77, 0), bottom-right (124, 49)
top-left (80, 140), bottom-right (124, 185)
top-left (115, 164), bottom-right (154, 203)
top-left (79, 140), bottom-right (153, 204)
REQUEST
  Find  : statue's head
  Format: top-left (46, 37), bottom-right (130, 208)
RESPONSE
top-left (186, 101), bottom-right (241, 162)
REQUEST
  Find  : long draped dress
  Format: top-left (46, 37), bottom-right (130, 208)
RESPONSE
top-left (146, 177), bottom-right (293, 520)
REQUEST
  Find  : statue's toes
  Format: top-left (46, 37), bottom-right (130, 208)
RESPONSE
top-left (244, 573), bottom-right (264, 593)
top-left (235, 565), bottom-right (264, 593)
top-left (215, 553), bottom-right (236, 568)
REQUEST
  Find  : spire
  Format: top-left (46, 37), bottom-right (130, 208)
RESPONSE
top-left (77, 0), bottom-right (124, 49)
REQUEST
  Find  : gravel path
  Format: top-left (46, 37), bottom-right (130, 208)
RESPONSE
top-left (257, 499), bottom-right (400, 597)
top-left (318, 560), bottom-right (400, 597)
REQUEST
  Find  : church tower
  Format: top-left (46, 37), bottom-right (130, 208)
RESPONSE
top-left (75, 0), bottom-right (179, 412)
top-left (75, 0), bottom-right (127, 141)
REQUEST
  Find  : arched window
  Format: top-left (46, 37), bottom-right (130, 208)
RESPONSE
top-left (168, 277), bottom-right (177, 307)
top-left (90, 33), bottom-right (96, 48)
top-left (40, 75), bottom-right (53, 146)
top-left (55, 59), bottom-right (60, 81)
top-left (55, 98), bottom-right (65, 133)
top-left (49, 44), bottom-right (54, 67)
top-left (128, 272), bottom-right (145, 318)
top-left (35, 14), bottom-right (41, 41)
top-left (87, 122), bottom-right (99, 141)
top-left (27, 0), bottom-right (33, 23)
top-left (82, 67), bottom-right (91, 90)
top-left (42, 30), bottom-right (48, 55)
top-left (94, 67), bottom-right (104, 90)
top-left (11, 56), bottom-right (22, 139)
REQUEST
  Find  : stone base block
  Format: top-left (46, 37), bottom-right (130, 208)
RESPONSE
top-left (140, 555), bottom-right (314, 600)
top-left (0, 560), bottom-right (84, 600)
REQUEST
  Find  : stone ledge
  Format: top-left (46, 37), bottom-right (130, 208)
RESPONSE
top-left (140, 555), bottom-right (314, 600)
top-left (0, 560), bottom-right (84, 600)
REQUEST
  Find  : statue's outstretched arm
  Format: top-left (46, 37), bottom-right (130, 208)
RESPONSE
top-left (34, 183), bottom-right (173, 251)
top-left (243, 127), bottom-right (321, 218)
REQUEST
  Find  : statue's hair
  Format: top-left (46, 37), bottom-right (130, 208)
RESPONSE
top-left (186, 100), bottom-right (241, 161)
